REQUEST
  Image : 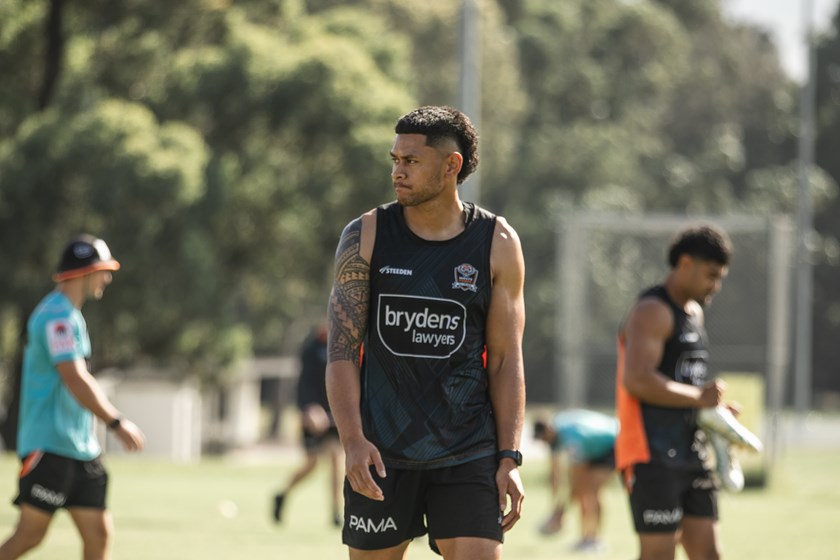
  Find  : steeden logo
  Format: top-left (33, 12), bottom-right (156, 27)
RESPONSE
top-left (379, 266), bottom-right (413, 276)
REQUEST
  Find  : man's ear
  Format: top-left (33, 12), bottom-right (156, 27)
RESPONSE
top-left (677, 253), bottom-right (694, 271)
top-left (445, 151), bottom-right (464, 178)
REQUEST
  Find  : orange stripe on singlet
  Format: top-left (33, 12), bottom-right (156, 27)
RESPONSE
top-left (615, 336), bottom-right (650, 481)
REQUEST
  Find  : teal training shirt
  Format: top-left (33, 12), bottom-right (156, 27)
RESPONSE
top-left (18, 291), bottom-right (101, 461)
top-left (552, 409), bottom-right (618, 463)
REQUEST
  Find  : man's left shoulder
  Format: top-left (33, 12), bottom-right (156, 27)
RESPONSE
top-left (493, 215), bottom-right (519, 236)
top-left (490, 216), bottom-right (523, 257)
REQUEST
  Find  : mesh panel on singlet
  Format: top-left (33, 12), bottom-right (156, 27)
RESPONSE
top-left (364, 201), bottom-right (497, 469)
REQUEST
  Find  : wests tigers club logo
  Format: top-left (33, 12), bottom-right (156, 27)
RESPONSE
top-left (452, 263), bottom-right (479, 292)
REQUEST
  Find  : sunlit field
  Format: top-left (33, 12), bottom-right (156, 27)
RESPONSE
top-left (0, 432), bottom-right (837, 559)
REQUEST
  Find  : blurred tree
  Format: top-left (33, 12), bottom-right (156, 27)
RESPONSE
top-left (303, 0), bottom-right (527, 204)
top-left (0, 100), bottom-right (209, 361)
top-left (491, 0), bottom-right (693, 392)
top-left (1, 0), bottom-right (836, 418)
top-left (39, 0), bottom-right (66, 109)
top-left (0, 1), bottom-right (45, 134)
top-left (150, 7), bottom-right (413, 353)
top-left (490, 0), bottom-right (834, 399)
top-left (0, 0), bottom-right (414, 390)
top-left (813, 7), bottom-right (840, 396)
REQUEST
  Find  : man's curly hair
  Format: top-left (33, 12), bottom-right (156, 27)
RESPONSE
top-left (668, 225), bottom-right (732, 268)
top-left (394, 106), bottom-right (479, 185)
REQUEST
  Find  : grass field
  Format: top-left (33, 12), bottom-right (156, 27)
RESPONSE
top-left (0, 443), bottom-right (837, 559)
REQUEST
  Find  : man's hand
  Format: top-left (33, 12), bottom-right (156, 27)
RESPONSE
top-left (497, 460), bottom-right (524, 532)
top-left (698, 379), bottom-right (726, 408)
top-left (114, 419), bottom-right (145, 452)
top-left (343, 437), bottom-right (386, 501)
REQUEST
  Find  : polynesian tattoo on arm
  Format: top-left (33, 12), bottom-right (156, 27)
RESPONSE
top-left (328, 218), bottom-right (370, 366)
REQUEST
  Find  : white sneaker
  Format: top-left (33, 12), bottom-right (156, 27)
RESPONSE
top-left (697, 406), bottom-right (763, 453)
top-left (538, 505), bottom-right (565, 535)
top-left (707, 431), bottom-right (745, 492)
top-left (571, 538), bottom-right (606, 554)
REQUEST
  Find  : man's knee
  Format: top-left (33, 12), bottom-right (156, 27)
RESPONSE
top-left (13, 528), bottom-right (48, 552)
top-left (4, 506), bottom-right (53, 554)
top-left (70, 509), bottom-right (113, 553)
top-left (638, 531), bottom-right (679, 560)
top-left (80, 524), bottom-right (111, 554)
top-left (0, 524), bottom-right (49, 557)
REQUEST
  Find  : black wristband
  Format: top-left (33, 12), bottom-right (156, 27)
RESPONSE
top-left (496, 449), bottom-right (523, 466)
top-left (108, 417), bottom-right (122, 430)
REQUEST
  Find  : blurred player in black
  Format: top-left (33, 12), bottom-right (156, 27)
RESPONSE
top-left (272, 322), bottom-right (342, 527)
top-left (616, 225), bottom-right (732, 560)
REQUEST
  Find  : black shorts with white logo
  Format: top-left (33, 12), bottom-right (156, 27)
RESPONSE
top-left (625, 461), bottom-right (717, 533)
top-left (342, 454), bottom-right (503, 553)
top-left (14, 451), bottom-right (109, 513)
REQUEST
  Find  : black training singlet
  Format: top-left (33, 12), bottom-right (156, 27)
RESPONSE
top-left (618, 285), bottom-right (710, 470)
top-left (363, 201), bottom-right (497, 469)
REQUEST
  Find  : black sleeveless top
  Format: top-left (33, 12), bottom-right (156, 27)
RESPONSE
top-left (639, 285), bottom-right (710, 469)
top-left (362, 201), bottom-right (497, 469)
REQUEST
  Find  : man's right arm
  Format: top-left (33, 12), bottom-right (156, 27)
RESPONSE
top-left (325, 213), bottom-right (385, 501)
top-left (622, 298), bottom-right (723, 408)
top-left (56, 360), bottom-right (145, 452)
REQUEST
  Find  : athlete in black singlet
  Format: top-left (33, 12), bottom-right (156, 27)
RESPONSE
top-left (364, 200), bottom-right (497, 469)
top-left (616, 225), bottom-right (732, 560)
top-left (628, 284), bottom-right (711, 469)
top-left (326, 106), bottom-right (526, 560)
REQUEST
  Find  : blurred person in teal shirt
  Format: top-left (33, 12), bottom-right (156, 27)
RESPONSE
top-left (533, 409), bottom-right (618, 554)
top-left (0, 234), bottom-right (145, 560)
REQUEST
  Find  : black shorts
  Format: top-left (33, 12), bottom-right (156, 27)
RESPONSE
top-left (302, 426), bottom-right (339, 452)
top-left (342, 455), bottom-right (503, 553)
top-left (625, 462), bottom-right (717, 533)
top-left (13, 451), bottom-right (109, 514)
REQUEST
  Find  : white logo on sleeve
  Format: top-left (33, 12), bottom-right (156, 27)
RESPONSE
top-left (46, 319), bottom-right (77, 356)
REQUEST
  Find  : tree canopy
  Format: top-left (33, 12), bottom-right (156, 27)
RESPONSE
top-left (1, 0), bottom-right (838, 408)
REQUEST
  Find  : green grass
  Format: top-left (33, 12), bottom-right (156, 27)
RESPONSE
top-left (0, 446), bottom-right (838, 559)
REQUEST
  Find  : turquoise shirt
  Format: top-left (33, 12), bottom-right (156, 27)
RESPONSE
top-left (552, 409), bottom-right (618, 463)
top-left (18, 291), bottom-right (101, 460)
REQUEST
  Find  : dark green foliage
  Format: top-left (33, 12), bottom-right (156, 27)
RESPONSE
top-left (0, 0), bottom-right (838, 400)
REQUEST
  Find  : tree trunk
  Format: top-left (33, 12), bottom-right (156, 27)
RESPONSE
top-left (38, 0), bottom-right (65, 110)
